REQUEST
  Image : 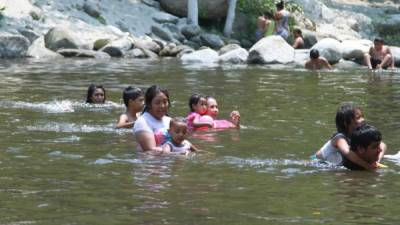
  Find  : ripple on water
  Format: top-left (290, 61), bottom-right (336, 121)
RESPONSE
top-left (209, 156), bottom-right (345, 175)
top-left (24, 122), bottom-right (121, 133)
top-left (0, 100), bottom-right (123, 113)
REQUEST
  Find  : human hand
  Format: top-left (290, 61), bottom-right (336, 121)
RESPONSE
top-left (230, 110), bottom-right (240, 125)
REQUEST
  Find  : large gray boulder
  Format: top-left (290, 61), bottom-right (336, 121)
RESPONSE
top-left (219, 43), bottom-right (241, 55)
top-left (311, 38), bottom-right (342, 64)
top-left (17, 28), bottom-right (40, 44)
top-left (248, 36), bottom-right (295, 64)
top-left (340, 40), bottom-right (372, 61)
top-left (132, 37), bottom-right (162, 54)
top-left (293, 49), bottom-right (310, 66)
top-left (0, 33), bottom-right (30, 58)
top-left (180, 48), bottom-right (219, 63)
top-left (100, 36), bottom-right (133, 57)
top-left (27, 37), bottom-right (63, 59)
top-left (334, 59), bottom-right (363, 70)
top-left (151, 24), bottom-right (184, 43)
top-left (200, 33), bottom-right (225, 50)
top-left (159, 0), bottom-right (228, 20)
top-left (44, 27), bottom-right (79, 51)
top-left (152, 12), bottom-right (179, 24)
top-left (390, 46), bottom-right (400, 67)
top-left (181, 25), bottom-right (201, 39)
top-left (218, 48), bottom-right (248, 64)
top-left (302, 30), bottom-right (318, 48)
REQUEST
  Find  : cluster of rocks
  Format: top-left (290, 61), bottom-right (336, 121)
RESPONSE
top-left (1, 0), bottom-right (400, 70)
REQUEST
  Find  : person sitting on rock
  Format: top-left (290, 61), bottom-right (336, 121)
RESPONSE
top-left (363, 37), bottom-right (395, 70)
top-left (305, 49), bottom-right (332, 70)
top-left (292, 28), bottom-right (305, 49)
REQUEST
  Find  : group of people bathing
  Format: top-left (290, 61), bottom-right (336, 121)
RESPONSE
top-left (86, 84), bottom-right (240, 155)
top-left (258, 2), bottom-right (395, 71)
top-left (305, 37), bottom-right (396, 71)
top-left (87, 84), bottom-right (388, 171)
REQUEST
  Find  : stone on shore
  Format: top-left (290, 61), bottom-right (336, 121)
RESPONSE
top-left (181, 25), bottom-right (202, 39)
top-left (159, 0), bottom-right (228, 20)
top-left (0, 33), bottom-right (30, 58)
top-left (152, 12), bottom-right (179, 24)
top-left (218, 48), bottom-right (249, 64)
top-left (100, 36), bottom-right (133, 57)
top-left (219, 44), bottom-right (241, 55)
top-left (180, 48), bottom-right (219, 63)
top-left (311, 38), bottom-right (342, 64)
top-left (44, 27), bottom-right (79, 51)
top-left (27, 37), bottom-right (63, 59)
top-left (200, 33), bottom-right (225, 50)
top-left (293, 49), bottom-right (310, 66)
top-left (57, 49), bottom-right (111, 59)
top-left (248, 35), bottom-right (295, 64)
top-left (341, 40), bottom-right (372, 61)
top-left (390, 46), bottom-right (400, 67)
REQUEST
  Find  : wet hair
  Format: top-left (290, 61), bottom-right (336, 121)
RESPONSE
top-left (86, 84), bottom-right (106, 103)
top-left (143, 85), bottom-right (170, 113)
top-left (276, 1), bottom-right (284, 10)
top-left (335, 102), bottom-right (361, 136)
top-left (293, 28), bottom-right (303, 37)
top-left (374, 37), bottom-right (384, 44)
top-left (188, 93), bottom-right (205, 112)
top-left (263, 11), bottom-right (273, 18)
top-left (350, 123), bottom-right (382, 152)
top-left (310, 49), bottom-right (319, 59)
top-left (170, 117), bottom-right (187, 128)
top-left (123, 86), bottom-right (144, 107)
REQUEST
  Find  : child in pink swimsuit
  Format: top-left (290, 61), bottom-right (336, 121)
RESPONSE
top-left (200, 96), bottom-right (240, 129)
top-left (186, 94), bottom-right (213, 131)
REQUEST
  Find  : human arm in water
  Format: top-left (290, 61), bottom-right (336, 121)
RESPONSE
top-left (135, 131), bottom-right (163, 153)
top-left (116, 114), bottom-right (135, 129)
top-left (230, 110), bottom-right (240, 128)
top-left (335, 137), bottom-right (376, 170)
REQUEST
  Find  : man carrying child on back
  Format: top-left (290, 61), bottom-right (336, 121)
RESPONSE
top-left (343, 123), bottom-right (385, 170)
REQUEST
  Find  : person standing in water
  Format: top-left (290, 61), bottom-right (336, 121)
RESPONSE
top-left (116, 86), bottom-right (144, 129)
top-left (274, 1), bottom-right (290, 40)
top-left (86, 84), bottom-right (106, 104)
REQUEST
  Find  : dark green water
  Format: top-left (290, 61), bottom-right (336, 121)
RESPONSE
top-left (1, 58), bottom-right (400, 224)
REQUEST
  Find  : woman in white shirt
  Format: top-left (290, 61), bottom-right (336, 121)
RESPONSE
top-left (133, 85), bottom-right (171, 152)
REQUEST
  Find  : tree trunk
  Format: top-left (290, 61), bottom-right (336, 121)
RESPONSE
top-left (188, 0), bottom-right (198, 26)
top-left (223, 0), bottom-right (237, 37)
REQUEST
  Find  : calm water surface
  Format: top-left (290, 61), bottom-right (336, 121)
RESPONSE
top-left (0, 58), bottom-right (400, 224)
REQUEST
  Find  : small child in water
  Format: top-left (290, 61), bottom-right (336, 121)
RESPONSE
top-left (162, 117), bottom-right (198, 154)
top-left (314, 102), bottom-right (377, 170)
top-left (86, 84), bottom-right (106, 104)
top-left (201, 96), bottom-right (240, 129)
top-left (116, 86), bottom-right (144, 129)
top-left (186, 94), bottom-right (213, 130)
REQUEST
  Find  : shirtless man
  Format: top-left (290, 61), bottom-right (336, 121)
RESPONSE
top-left (305, 49), bottom-right (333, 70)
top-left (364, 37), bottom-right (395, 70)
top-left (255, 12), bottom-right (267, 41)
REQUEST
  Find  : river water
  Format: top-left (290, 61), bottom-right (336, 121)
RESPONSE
top-left (0, 58), bottom-right (400, 224)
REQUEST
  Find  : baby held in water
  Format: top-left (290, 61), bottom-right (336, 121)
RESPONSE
top-left (197, 96), bottom-right (240, 129)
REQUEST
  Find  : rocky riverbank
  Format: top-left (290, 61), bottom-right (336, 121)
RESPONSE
top-left (0, 0), bottom-right (399, 69)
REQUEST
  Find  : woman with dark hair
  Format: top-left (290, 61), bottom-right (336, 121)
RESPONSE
top-left (86, 84), bottom-right (106, 104)
top-left (133, 85), bottom-right (171, 152)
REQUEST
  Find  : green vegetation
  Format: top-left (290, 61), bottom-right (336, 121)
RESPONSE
top-left (235, 0), bottom-right (302, 42)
